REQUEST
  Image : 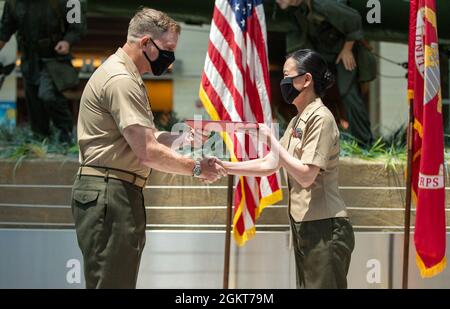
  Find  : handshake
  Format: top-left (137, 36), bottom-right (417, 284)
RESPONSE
top-left (195, 157), bottom-right (227, 184)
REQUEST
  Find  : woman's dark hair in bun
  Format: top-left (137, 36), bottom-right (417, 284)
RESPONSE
top-left (287, 49), bottom-right (335, 98)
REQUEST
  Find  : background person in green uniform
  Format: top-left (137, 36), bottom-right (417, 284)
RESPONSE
top-left (0, 0), bottom-right (87, 143)
top-left (220, 49), bottom-right (355, 289)
top-left (276, 0), bottom-right (374, 147)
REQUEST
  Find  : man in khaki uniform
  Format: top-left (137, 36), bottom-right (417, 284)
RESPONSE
top-left (72, 7), bottom-right (226, 289)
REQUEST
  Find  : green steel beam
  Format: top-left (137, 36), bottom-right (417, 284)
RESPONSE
top-left (86, 0), bottom-right (450, 44)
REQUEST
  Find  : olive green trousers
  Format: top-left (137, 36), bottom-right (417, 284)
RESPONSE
top-left (290, 217), bottom-right (355, 289)
top-left (24, 76), bottom-right (73, 142)
top-left (71, 175), bottom-right (146, 289)
top-left (335, 62), bottom-right (373, 146)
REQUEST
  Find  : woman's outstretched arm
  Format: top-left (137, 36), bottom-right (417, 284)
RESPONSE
top-left (220, 150), bottom-right (281, 177)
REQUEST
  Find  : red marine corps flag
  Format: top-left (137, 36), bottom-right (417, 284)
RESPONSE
top-left (199, 0), bottom-right (283, 245)
top-left (408, 0), bottom-right (446, 277)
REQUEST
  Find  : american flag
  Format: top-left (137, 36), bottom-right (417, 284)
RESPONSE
top-left (199, 0), bottom-right (283, 245)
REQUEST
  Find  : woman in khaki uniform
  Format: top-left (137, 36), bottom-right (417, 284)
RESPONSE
top-left (221, 49), bottom-right (354, 289)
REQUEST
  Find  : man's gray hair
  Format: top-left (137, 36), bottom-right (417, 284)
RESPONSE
top-left (127, 7), bottom-right (181, 43)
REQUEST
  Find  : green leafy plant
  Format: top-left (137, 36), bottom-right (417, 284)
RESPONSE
top-left (0, 124), bottom-right (447, 176)
top-left (0, 125), bottom-right (77, 162)
top-left (339, 131), bottom-right (408, 176)
top-left (1, 139), bottom-right (48, 176)
top-left (340, 136), bottom-right (388, 159)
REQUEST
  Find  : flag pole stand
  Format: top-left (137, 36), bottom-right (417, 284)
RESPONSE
top-left (223, 174), bottom-right (234, 289)
top-left (402, 98), bottom-right (414, 289)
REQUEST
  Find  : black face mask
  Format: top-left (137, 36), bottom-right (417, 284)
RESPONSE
top-left (144, 37), bottom-right (175, 76)
top-left (280, 73), bottom-right (305, 104)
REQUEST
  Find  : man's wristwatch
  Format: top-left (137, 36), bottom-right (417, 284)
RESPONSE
top-left (192, 160), bottom-right (202, 177)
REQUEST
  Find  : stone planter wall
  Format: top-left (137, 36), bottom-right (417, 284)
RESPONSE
top-left (0, 157), bottom-right (449, 231)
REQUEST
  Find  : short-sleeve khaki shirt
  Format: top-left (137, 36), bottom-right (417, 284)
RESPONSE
top-left (280, 98), bottom-right (348, 222)
top-left (77, 48), bottom-right (156, 178)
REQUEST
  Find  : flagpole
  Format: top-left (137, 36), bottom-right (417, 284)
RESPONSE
top-left (402, 98), bottom-right (414, 289)
top-left (223, 173), bottom-right (234, 289)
